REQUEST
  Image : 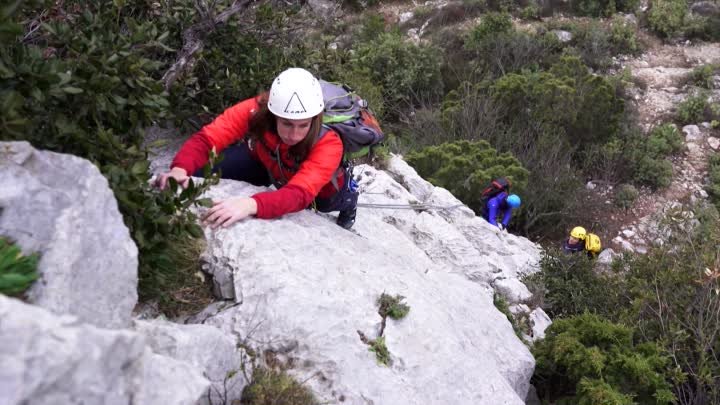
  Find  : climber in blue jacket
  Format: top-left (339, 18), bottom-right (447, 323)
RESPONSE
top-left (484, 193), bottom-right (521, 230)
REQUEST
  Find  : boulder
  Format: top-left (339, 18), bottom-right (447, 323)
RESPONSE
top-left (0, 141), bottom-right (137, 328)
top-left (529, 308), bottom-right (552, 341)
top-left (708, 136), bottom-right (720, 150)
top-left (690, 1), bottom-right (720, 17)
top-left (494, 278), bottom-right (533, 304)
top-left (193, 155), bottom-right (540, 404)
top-left (135, 319), bottom-right (248, 404)
top-left (552, 30), bottom-right (572, 42)
top-left (0, 295), bottom-right (208, 405)
top-left (597, 248), bottom-right (618, 265)
top-left (683, 124), bottom-right (702, 141)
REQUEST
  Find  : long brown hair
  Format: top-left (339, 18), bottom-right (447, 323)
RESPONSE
top-left (247, 92), bottom-right (324, 163)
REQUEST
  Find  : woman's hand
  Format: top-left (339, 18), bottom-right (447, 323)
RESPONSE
top-left (154, 167), bottom-right (190, 190)
top-left (202, 197), bottom-right (258, 228)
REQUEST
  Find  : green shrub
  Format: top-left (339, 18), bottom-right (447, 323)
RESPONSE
top-left (466, 12), bottom-right (513, 46)
top-left (683, 14), bottom-right (720, 41)
top-left (523, 249), bottom-right (624, 319)
top-left (646, 123), bottom-right (683, 157)
top-left (614, 184), bottom-right (639, 209)
top-left (492, 56), bottom-right (624, 149)
top-left (0, 238), bottom-right (39, 297)
top-left (570, 0), bottom-right (638, 16)
top-left (615, 208), bottom-right (720, 403)
top-left (677, 92), bottom-right (710, 124)
top-left (707, 153), bottom-right (720, 211)
top-left (532, 313), bottom-right (676, 405)
top-left (377, 293), bottom-right (410, 320)
top-left (241, 367), bottom-right (318, 405)
top-left (633, 156), bottom-right (673, 188)
top-left (689, 64), bottom-right (720, 89)
top-left (351, 32), bottom-right (443, 112)
top-left (368, 336), bottom-right (391, 365)
top-left (647, 0), bottom-right (687, 38)
top-left (2, 1), bottom-right (218, 314)
top-left (406, 140), bottom-right (529, 215)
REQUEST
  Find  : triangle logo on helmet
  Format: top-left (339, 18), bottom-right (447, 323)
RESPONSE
top-left (284, 92), bottom-right (307, 115)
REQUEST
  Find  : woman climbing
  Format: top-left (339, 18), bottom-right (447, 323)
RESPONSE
top-left (155, 68), bottom-right (358, 229)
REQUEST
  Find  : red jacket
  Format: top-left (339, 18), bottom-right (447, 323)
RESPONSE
top-left (171, 97), bottom-right (344, 219)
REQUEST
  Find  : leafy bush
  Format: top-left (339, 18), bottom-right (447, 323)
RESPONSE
top-left (688, 64), bottom-right (720, 89)
top-left (633, 156), bottom-right (673, 188)
top-left (707, 153), bottom-right (720, 211)
top-left (351, 32), bottom-right (443, 113)
top-left (466, 12), bottom-right (513, 46)
top-left (614, 184), bottom-right (639, 209)
top-left (377, 293), bottom-right (410, 320)
top-left (524, 249), bottom-right (624, 319)
top-left (647, 0), bottom-right (687, 38)
top-left (549, 18), bottom-right (640, 70)
top-left (570, 0), bottom-right (639, 16)
top-left (368, 336), bottom-right (391, 365)
top-left (2, 1), bottom-right (218, 314)
top-left (492, 56), bottom-right (625, 149)
top-left (241, 367), bottom-right (318, 405)
top-left (532, 313), bottom-right (676, 405)
top-left (614, 208), bottom-right (720, 403)
top-left (406, 140), bottom-right (529, 215)
top-left (646, 123), bottom-right (683, 156)
top-left (683, 14), bottom-right (720, 41)
top-left (0, 238), bottom-right (39, 296)
top-left (677, 92), bottom-right (710, 124)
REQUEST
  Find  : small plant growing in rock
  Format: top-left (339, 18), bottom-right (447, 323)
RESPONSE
top-left (240, 367), bottom-right (318, 405)
top-left (368, 336), bottom-right (391, 366)
top-left (615, 184), bottom-right (639, 209)
top-left (377, 293), bottom-right (410, 320)
top-left (677, 93), bottom-right (710, 125)
top-left (0, 238), bottom-right (39, 296)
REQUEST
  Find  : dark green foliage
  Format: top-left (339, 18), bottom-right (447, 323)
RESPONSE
top-left (0, 238), bottom-right (39, 296)
top-left (689, 64), bottom-right (720, 89)
top-left (613, 208), bottom-right (720, 403)
top-left (492, 56), bottom-right (624, 151)
top-left (708, 153), bottom-right (720, 211)
top-left (240, 367), bottom-right (318, 405)
top-left (648, 0), bottom-right (687, 37)
top-left (406, 140), bottom-right (529, 215)
top-left (628, 124), bottom-right (681, 189)
top-left (570, 0), bottom-right (639, 16)
top-left (524, 249), bottom-right (624, 319)
top-left (614, 184), bottom-right (639, 209)
top-left (677, 92), bottom-right (720, 125)
top-left (557, 18), bottom-right (640, 69)
top-left (533, 313), bottom-right (675, 405)
top-left (171, 5), bottom-right (305, 118)
top-left (493, 293), bottom-right (526, 339)
top-left (352, 32), bottom-right (443, 112)
top-left (377, 293), bottom-right (410, 320)
top-left (1, 1), bottom-right (217, 314)
top-left (466, 12), bottom-right (513, 46)
top-left (368, 336), bottom-right (391, 365)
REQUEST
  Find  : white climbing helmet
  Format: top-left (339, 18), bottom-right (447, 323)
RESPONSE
top-left (267, 68), bottom-right (325, 120)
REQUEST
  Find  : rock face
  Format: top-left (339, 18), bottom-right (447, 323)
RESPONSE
top-left (0, 141), bottom-right (138, 329)
top-left (135, 319), bottom-right (248, 405)
top-left (197, 155), bottom-right (539, 404)
top-left (0, 295), bottom-right (209, 405)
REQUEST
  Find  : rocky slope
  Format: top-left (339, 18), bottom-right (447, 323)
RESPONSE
top-left (1, 140), bottom-right (544, 404)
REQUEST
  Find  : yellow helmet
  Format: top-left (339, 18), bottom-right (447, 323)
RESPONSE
top-left (570, 226), bottom-right (587, 240)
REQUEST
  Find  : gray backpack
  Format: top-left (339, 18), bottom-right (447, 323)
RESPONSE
top-left (319, 80), bottom-right (384, 159)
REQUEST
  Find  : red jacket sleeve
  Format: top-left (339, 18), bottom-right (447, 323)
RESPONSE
top-left (171, 97), bottom-right (259, 174)
top-left (251, 131), bottom-right (344, 219)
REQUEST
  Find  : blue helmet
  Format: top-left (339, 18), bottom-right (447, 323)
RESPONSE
top-left (506, 194), bottom-right (521, 208)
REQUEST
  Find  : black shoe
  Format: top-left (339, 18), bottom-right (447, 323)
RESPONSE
top-left (336, 208), bottom-right (356, 229)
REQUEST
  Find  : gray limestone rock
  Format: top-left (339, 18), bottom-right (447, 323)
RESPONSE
top-left (135, 319), bottom-right (248, 404)
top-left (0, 295), bottom-right (208, 405)
top-left (0, 141), bottom-right (137, 328)
top-left (195, 167), bottom-right (538, 404)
